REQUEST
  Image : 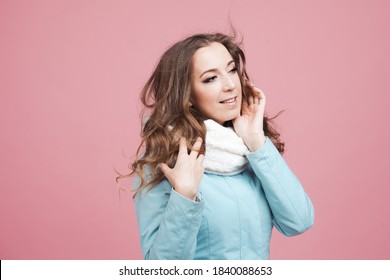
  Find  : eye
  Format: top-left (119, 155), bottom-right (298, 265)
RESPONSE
top-left (229, 67), bottom-right (238, 73)
top-left (203, 76), bottom-right (217, 83)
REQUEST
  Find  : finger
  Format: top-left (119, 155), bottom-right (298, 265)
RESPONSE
top-left (248, 95), bottom-right (254, 106)
top-left (190, 137), bottom-right (202, 158)
top-left (245, 78), bottom-right (254, 88)
top-left (241, 102), bottom-right (249, 115)
top-left (178, 137), bottom-right (188, 155)
top-left (258, 90), bottom-right (266, 105)
top-left (197, 154), bottom-right (205, 174)
top-left (252, 90), bottom-right (260, 105)
top-left (251, 86), bottom-right (260, 97)
top-left (252, 87), bottom-right (264, 102)
top-left (258, 91), bottom-right (266, 113)
top-left (253, 87), bottom-right (264, 99)
top-left (159, 163), bottom-right (171, 177)
top-left (255, 96), bottom-right (260, 106)
top-left (197, 153), bottom-right (205, 164)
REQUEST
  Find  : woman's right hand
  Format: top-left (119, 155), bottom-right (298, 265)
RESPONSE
top-left (159, 137), bottom-right (205, 201)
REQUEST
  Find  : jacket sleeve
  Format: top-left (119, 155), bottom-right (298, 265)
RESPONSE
top-left (133, 177), bottom-right (204, 259)
top-left (246, 137), bottom-right (314, 236)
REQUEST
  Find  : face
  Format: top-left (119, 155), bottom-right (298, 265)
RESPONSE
top-left (190, 42), bottom-right (242, 125)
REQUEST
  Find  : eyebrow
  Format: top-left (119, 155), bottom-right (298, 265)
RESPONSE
top-left (199, 60), bottom-right (235, 78)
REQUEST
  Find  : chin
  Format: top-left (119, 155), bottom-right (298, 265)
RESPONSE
top-left (221, 112), bottom-right (240, 124)
top-left (230, 109), bottom-right (241, 120)
top-left (212, 108), bottom-right (241, 125)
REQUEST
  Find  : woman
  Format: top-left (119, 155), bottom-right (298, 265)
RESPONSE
top-left (129, 32), bottom-right (314, 260)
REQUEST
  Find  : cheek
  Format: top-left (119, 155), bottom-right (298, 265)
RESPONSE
top-left (194, 84), bottom-right (220, 103)
top-left (236, 77), bottom-right (243, 92)
top-left (199, 92), bottom-right (216, 109)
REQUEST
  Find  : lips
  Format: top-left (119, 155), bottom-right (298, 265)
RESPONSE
top-left (220, 97), bottom-right (237, 104)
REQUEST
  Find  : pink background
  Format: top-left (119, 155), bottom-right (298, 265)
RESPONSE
top-left (1, 0), bottom-right (389, 259)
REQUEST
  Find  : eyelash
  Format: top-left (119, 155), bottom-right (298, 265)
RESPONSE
top-left (202, 67), bottom-right (238, 83)
top-left (229, 67), bottom-right (238, 74)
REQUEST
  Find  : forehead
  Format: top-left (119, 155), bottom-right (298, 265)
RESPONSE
top-left (192, 42), bottom-right (234, 72)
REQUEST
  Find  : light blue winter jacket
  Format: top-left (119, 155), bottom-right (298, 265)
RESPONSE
top-left (134, 137), bottom-right (314, 259)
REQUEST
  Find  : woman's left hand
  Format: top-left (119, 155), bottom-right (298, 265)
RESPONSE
top-left (233, 83), bottom-right (266, 152)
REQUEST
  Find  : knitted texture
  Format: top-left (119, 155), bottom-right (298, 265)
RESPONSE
top-left (203, 119), bottom-right (250, 175)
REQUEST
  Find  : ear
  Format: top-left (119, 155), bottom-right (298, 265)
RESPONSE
top-left (189, 96), bottom-right (194, 107)
top-left (188, 85), bottom-right (195, 107)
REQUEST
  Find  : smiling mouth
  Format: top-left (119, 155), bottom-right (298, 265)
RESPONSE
top-left (220, 97), bottom-right (237, 104)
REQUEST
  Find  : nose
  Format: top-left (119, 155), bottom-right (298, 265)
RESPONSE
top-left (222, 75), bottom-right (236, 92)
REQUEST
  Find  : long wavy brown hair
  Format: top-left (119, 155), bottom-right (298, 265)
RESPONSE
top-left (118, 32), bottom-right (284, 195)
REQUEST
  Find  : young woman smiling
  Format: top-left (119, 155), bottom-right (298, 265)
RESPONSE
top-left (127, 32), bottom-right (314, 260)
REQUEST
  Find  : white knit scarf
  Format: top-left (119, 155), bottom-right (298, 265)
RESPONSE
top-left (203, 119), bottom-right (250, 175)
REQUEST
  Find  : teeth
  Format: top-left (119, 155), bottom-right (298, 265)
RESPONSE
top-left (221, 97), bottom-right (235, 103)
